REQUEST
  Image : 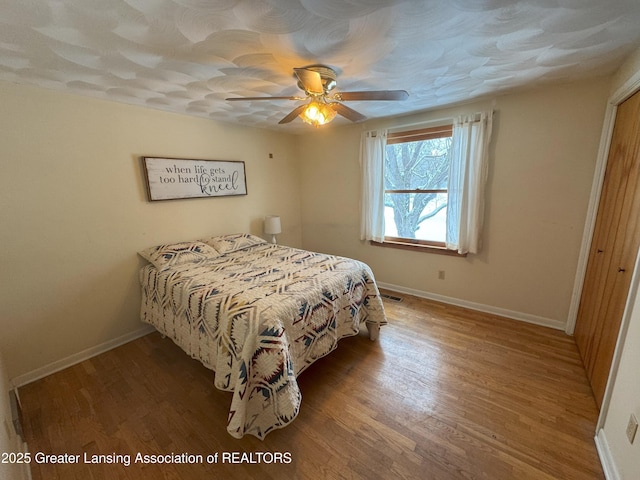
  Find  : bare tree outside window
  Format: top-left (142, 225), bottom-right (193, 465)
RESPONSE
top-left (384, 134), bottom-right (451, 242)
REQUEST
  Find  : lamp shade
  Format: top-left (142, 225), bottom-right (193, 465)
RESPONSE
top-left (264, 215), bottom-right (282, 235)
top-left (299, 101), bottom-right (337, 127)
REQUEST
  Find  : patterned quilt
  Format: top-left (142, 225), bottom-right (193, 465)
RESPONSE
top-left (138, 234), bottom-right (387, 439)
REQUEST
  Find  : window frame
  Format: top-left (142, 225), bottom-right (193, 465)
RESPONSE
top-left (379, 124), bottom-right (463, 255)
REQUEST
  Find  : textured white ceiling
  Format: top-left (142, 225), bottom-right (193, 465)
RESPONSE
top-left (1, 0), bottom-right (640, 132)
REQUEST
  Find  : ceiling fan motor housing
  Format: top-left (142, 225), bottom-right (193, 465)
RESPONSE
top-left (298, 65), bottom-right (337, 93)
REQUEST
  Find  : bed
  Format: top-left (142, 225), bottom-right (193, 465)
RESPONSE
top-left (138, 233), bottom-right (387, 439)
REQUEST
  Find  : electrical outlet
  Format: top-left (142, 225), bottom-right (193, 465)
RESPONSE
top-left (626, 413), bottom-right (638, 444)
top-left (438, 270), bottom-right (445, 280)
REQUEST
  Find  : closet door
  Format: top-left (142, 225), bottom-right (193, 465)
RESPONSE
top-left (575, 90), bottom-right (640, 408)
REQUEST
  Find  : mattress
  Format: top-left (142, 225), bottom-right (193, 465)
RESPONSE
top-left (139, 235), bottom-right (387, 439)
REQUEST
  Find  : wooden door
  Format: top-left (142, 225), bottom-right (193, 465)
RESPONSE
top-left (575, 89), bottom-right (640, 408)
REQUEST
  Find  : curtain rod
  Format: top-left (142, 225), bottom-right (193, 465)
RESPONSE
top-left (362, 99), bottom-right (496, 134)
top-left (383, 99), bottom-right (497, 133)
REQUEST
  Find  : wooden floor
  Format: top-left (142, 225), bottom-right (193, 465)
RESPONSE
top-left (19, 292), bottom-right (604, 480)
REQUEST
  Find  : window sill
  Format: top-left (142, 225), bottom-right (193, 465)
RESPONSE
top-left (370, 240), bottom-right (467, 257)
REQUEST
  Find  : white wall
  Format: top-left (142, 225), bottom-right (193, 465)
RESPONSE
top-left (298, 78), bottom-right (610, 328)
top-left (598, 46), bottom-right (640, 479)
top-left (0, 81), bottom-right (301, 382)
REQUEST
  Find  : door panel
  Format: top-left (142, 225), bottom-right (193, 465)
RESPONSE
top-left (575, 89), bottom-right (640, 408)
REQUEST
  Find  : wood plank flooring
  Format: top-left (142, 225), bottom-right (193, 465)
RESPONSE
top-left (19, 291), bottom-right (604, 480)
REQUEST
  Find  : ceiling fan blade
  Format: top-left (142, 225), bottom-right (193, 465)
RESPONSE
top-left (337, 90), bottom-right (409, 101)
top-left (333, 103), bottom-right (366, 123)
top-left (278, 105), bottom-right (307, 124)
top-left (226, 96), bottom-right (300, 101)
top-left (294, 68), bottom-right (324, 95)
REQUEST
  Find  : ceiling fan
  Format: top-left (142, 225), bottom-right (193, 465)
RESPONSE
top-left (226, 65), bottom-right (409, 127)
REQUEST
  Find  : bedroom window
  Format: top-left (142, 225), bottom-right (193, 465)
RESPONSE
top-left (360, 111), bottom-right (493, 255)
top-left (383, 125), bottom-right (452, 249)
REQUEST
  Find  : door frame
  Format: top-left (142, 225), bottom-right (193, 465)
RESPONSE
top-left (567, 72), bottom-right (640, 336)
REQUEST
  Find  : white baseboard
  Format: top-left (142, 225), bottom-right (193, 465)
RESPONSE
top-left (595, 428), bottom-right (621, 480)
top-left (11, 324), bottom-right (155, 388)
top-left (377, 282), bottom-right (565, 331)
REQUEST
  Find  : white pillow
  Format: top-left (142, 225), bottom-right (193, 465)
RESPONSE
top-left (138, 241), bottom-right (219, 270)
top-left (201, 233), bottom-right (266, 254)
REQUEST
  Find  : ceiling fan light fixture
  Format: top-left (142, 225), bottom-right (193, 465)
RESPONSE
top-left (230, 66), bottom-right (407, 126)
top-left (299, 100), bottom-right (337, 127)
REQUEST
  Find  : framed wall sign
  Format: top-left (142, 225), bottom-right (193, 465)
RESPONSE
top-left (142, 157), bottom-right (247, 201)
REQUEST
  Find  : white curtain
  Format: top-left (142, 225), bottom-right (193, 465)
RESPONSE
top-left (359, 129), bottom-right (387, 242)
top-left (446, 111), bottom-right (493, 254)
